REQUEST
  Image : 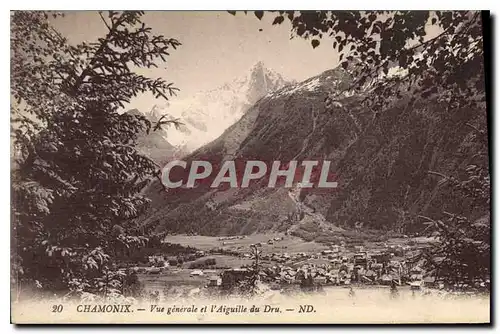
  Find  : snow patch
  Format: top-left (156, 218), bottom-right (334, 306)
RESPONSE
top-left (274, 78), bottom-right (323, 97)
top-left (140, 63), bottom-right (290, 152)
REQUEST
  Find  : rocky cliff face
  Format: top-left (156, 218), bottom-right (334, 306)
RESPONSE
top-left (147, 61), bottom-right (292, 152)
top-left (139, 66), bottom-right (488, 238)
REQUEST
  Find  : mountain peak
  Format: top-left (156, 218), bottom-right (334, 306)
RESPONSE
top-left (248, 61), bottom-right (280, 78)
top-left (242, 62), bottom-right (288, 102)
top-left (140, 63), bottom-right (290, 152)
top-left (251, 60), bottom-right (265, 71)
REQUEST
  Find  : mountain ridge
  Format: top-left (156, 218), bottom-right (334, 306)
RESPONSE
top-left (141, 62), bottom-right (293, 153)
top-left (139, 65), bottom-right (488, 240)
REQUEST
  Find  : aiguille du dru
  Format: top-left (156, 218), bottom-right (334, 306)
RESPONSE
top-left (160, 160), bottom-right (339, 189)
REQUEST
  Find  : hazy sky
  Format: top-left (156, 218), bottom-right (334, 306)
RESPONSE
top-left (52, 11), bottom-right (339, 111)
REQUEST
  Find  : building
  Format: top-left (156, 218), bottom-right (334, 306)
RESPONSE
top-left (313, 276), bottom-right (327, 285)
top-left (208, 275), bottom-right (222, 287)
top-left (330, 245), bottom-right (340, 253)
top-left (423, 276), bottom-right (437, 288)
top-left (364, 270), bottom-right (377, 283)
top-left (148, 267), bottom-right (162, 274)
top-left (148, 255), bottom-right (165, 263)
top-left (371, 252), bottom-right (390, 264)
top-left (190, 270), bottom-right (204, 276)
top-left (380, 274), bottom-right (393, 285)
top-left (354, 245), bottom-right (365, 252)
top-left (353, 253), bottom-right (368, 267)
top-left (410, 281), bottom-right (423, 291)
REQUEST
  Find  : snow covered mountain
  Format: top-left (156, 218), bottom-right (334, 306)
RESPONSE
top-left (143, 61), bottom-right (292, 152)
top-left (141, 65), bottom-right (488, 238)
top-left (125, 108), bottom-right (178, 165)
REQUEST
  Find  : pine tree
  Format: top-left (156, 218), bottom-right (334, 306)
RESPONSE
top-left (11, 11), bottom-right (181, 300)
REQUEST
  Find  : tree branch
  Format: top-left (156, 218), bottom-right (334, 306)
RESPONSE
top-left (427, 171), bottom-right (448, 179)
top-left (98, 11), bottom-right (112, 32)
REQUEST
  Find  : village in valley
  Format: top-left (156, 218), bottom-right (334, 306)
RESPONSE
top-left (120, 232), bottom-right (466, 301)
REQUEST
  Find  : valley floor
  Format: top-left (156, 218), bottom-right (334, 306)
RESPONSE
top-left (134, 233), bottom-right (448, 299)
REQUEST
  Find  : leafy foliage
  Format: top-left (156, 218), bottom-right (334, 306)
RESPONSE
top-left (237, 10), bottom-right (490, 289)
top-left (233, 10), bottom-right (485, 112)
top-left (420, 212), bottom-right (490, 290)
top-left (11, 11), bottom-right (181, 299)
top-left (421, 137), bottom-right (490, 289)
top-left (228, 244), bottom-right (262, 297)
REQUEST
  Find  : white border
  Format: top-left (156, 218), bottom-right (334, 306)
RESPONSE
top-left (3, 1), bottom-right (499, 10)
top-left (2, 1), bottom-right (498, 332)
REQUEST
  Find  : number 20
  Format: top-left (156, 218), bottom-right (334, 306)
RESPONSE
top-left (51, 304), bottom-right (63, 313)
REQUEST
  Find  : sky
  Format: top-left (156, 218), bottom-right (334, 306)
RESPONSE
top-left (51, 11), bottom-right (339, 112)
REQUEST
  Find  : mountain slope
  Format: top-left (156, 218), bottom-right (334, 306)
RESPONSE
top-left (140, 66), bottom-right (488, 238)
top-left (148, 61), bottom-right (292, 152)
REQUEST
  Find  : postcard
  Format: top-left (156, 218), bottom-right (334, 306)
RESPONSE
top-left (10, 10), bottom-right (491, 324)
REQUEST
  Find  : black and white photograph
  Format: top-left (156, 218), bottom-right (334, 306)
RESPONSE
top-left (10, 10), bottom-right (491, 324)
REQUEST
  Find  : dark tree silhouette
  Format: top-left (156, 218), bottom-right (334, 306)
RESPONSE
top-left (237, 10), bottom-right (489, 290)
top-left (11, 11), bottom-right (181, 299)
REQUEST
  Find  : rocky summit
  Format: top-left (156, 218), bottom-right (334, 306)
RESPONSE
top-left (139, 65), bottom-right (488, 240)
top-left (147, 61), bottom-right (292, 153)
